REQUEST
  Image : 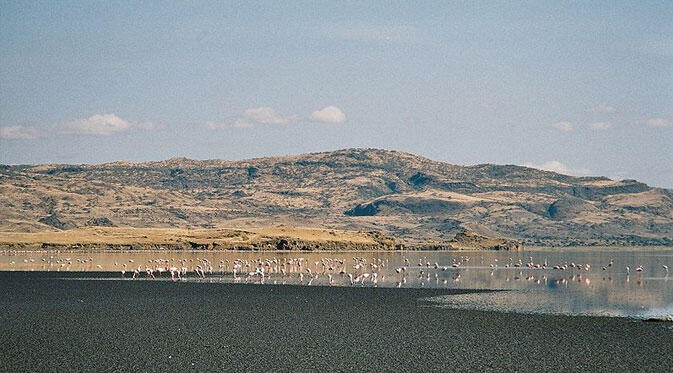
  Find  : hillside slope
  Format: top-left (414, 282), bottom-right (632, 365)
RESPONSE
top-left (1, 148), bottom-right (671, 246)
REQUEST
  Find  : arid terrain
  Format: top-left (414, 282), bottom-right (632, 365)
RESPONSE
top-left (1, 148), bottom-right (671, 249)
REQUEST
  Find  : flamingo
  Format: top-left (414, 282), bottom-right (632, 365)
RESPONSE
top-left (170, 267), bottom-right (181, 281)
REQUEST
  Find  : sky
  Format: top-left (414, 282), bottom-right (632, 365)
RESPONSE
top-left (1, 1), bottom-right (672, 187)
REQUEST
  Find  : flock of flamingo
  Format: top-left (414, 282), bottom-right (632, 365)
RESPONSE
top-left (7, 254), bottom-right (670, 288)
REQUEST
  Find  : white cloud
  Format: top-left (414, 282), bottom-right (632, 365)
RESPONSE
top-left (3, 115), bottom-right (159, 139)
top-left (207, 105), bottom-right (346, 130)
top-left (588, 104), bottom-right (617, 114)
top-left (0, 125), bottom-right (44, 140)
top-left (58, 114), bottom-right (158, 135)
top-left (330, 25), bottom-right (416, 43)
top-left (59, 114), bottom-right (131, 135)
top-left (243, 107), bottom-right (295, 125)
top-left (551, 121), bottom-right (574, 132)
top-left (310, 106), bottom-right (346, 124)
top-left (589, 122), bottom-right (612, 130)
top-left (640, 118), bottom-right (671, 128)
top-left (524, 161), bottom-right (593, 176)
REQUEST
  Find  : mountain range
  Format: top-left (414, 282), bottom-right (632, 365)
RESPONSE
top-left (1, 148), bottom-right (671, 247)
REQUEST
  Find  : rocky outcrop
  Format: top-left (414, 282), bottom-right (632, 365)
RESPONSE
top-left (547, 198), bottom-right (598, 220)
top-left (346, 196), bottom-right (466, 216)
top-left (38, 214), bottom-right (75, 230)
top-left (85, 217), bottom-right (115, 227)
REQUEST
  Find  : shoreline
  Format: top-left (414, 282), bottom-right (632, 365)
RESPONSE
top-left (2, 245), bottom-right (672, 254)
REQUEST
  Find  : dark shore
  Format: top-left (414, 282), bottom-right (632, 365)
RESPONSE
top-left (1, 272), bottom-right (671, 372)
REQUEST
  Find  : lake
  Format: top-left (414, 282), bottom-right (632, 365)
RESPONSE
top-left (2, 248), bottom-right (672, 320)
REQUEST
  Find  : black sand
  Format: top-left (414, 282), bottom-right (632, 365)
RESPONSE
top-left (1, 272), bottom-right (671, 372)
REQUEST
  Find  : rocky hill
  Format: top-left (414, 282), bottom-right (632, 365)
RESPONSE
top-left (1, 148), bottom-right (671, 247)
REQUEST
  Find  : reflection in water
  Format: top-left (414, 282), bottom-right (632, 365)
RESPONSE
top-left (1, 249), bottom-right (672, 320)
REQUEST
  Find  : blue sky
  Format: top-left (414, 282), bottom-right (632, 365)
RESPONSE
top-left (1, 1), bottom-right (672, 187)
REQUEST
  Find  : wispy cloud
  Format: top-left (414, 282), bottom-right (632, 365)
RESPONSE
top-left (524, 160), bottom-right (593, 176)
top-left (639, 118), bottom-right (671, 128)
top-left (205, 119), bottom-right (254, 130)
top-left (588, 104), bottom-right (617, 114)
top-left (0, 125), bottom-right (44, 140)
top-left (206, 107), bottom-right (296, 130)
top-left (243, 107), bottom-right (296, 125)
top-left (328, 25), bottom-right (416, 43)
top-left (551, 121), bottom-right (574, 132)
top-left (588, 122), bottom-right (612, 130)
top-left (310, 106), bottom-right (346, 124)
top-left (134, 121), bottom-right (163, 130)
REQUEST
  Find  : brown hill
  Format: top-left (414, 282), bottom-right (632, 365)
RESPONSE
top-left (1, 148), bottom-right (671, 246)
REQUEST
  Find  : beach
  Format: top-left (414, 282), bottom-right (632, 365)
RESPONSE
top-left (1, 272), bottom-right (671, 372)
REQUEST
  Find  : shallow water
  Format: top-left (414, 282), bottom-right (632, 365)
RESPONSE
top-left (1, 249), bottom-right (672, 320)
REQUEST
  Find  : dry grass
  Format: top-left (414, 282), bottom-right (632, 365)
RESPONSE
top-left (0, 226), bottom-right (379, 246)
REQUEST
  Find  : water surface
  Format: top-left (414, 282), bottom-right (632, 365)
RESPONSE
top-left (2, 248), bottom-right (671, 320)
